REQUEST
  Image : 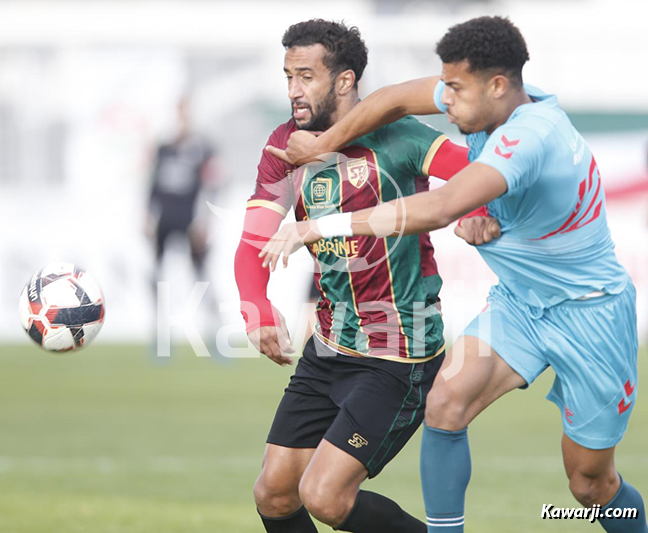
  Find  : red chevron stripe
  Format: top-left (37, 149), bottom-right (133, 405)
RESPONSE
top-left (501, 135), bottom-right (520, 147)
top-left (618, 398), bottom-right (632, 415)
top-left (495, 146), bottom-right (513, 159)
top-left (625, 380), bottom-right (635, 397)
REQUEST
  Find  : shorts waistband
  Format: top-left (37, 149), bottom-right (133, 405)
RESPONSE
top-left (313, 332), bottom-right (443, 364)
top-left (558, 291), bottom-right (620, 308)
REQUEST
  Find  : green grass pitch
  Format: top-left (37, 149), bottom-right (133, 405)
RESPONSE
top-left (0, 343), bottom-right (646, 532)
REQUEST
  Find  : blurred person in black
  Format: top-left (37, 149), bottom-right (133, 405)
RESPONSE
top-left (145, 97), bottom-right (221, 330)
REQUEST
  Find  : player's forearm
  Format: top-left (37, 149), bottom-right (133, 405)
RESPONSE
top-left (347, 190), bottom-right (453, 238)
top-left (235, 207), bottom-right (285, 331)
top-left (321, 164), bottom-right (507, 239)
top-left (235, 238), bottom-right (274, 331)
top-left (315, 77), bottom-right (443, 154)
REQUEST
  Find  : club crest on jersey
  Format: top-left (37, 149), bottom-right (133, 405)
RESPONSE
top-left (347, 157), bottom-right (369, 188)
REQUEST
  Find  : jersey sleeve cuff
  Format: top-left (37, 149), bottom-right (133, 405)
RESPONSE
top-left (433, 80), bottom-right (448, 113)
top-left (246, 200), bottom-right (288, 217)
top-left (422, 135), bottom-right (450, 176)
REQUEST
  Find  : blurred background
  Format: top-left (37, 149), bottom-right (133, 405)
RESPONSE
top-left (0, 1), bottom-right (647, 532)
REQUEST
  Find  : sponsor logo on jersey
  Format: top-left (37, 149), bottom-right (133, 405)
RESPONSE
top-left (570, 131), bottom-right (585, 165)
top-left (347, 157), bottom-right (369, 188)
top-left (310, 238), bottom-right (360, 259)
top-left (348, 433), bottom-right (369, 448)
top-left (310, 177), bottom-right (332, 204)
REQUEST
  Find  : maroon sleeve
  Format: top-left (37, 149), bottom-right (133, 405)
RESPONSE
top-left (430, 140), bottom-right (489, 220)
top-left (247, 122), bottom-right (296, 215)
top-left (235, 122), bottom-right (297, 333)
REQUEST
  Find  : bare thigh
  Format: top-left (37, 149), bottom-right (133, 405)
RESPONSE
top-left (426, 335), bottom-right (527, 430)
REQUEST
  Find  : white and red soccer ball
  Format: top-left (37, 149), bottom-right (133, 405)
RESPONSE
top-left (18, 263), bottom-right (106, 352)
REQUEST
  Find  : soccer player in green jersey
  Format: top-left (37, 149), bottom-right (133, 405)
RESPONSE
top-left (235, 19), bottom-right (498, 532)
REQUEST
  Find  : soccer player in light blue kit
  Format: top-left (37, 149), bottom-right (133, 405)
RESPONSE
top-left (262, 16), bottom-right (647, 533)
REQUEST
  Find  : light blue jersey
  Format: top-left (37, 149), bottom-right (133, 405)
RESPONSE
top-left (434, 81), bottom-right (638, 449)
top-left (435, 82), bottom-right (629, 310)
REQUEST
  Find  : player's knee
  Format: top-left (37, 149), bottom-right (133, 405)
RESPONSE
top-left (299, 477), bottom-right (352, 527)
top-left (425, 382), bottom-right (469, 430)
top-left (253, 470), bottom-right (301, 516)
top-left (568, 470), bottom-right (616, 507)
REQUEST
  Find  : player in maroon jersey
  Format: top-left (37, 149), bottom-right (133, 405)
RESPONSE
top-left (234, 20), bottom-right (499, 533)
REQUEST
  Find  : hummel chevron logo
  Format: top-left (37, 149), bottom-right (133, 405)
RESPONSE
top-left (618, 399), bottom-right (632, 415)
top-left (565, 406), bottom-right (574, 425)
top-left (501, 135), bottom-right (520, 147)
top-left (618, 379), bottom-right (635, 415)
top-left (495, 135), bottom-right (520, 159)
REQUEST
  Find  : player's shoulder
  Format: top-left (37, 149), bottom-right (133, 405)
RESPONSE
top-left (362, 115), bottom-right (442, 146)
top-left (267, 118), bottom-right (298, 148)
top-left (509, 85), bottom-right (566, 139)
top-left (390, 114), bottom-right (440, 133)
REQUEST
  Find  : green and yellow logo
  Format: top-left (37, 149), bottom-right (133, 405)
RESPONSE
top-left (311, 238), bottom-right (359, 259)
top-left (311, 177), bottom-right (332, 204)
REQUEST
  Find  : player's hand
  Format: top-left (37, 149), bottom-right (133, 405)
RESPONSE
top-left (259, 221), bottom-right (322, 271)
top-left (265, 130), bottom-right (324, 166)
top-left (455, 216), bottom-right (501, 245)
top-left (247, 311), bottom-right (295, 367)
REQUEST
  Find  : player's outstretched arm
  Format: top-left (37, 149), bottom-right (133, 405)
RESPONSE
top-left (348, 163), bottom-right (507, 236)
top-left (259, 163), bottom-right (507, 270)
top-left (422, 138), bottom-right (501, 245)
top-left (266, 76), bottom-right (443, 166)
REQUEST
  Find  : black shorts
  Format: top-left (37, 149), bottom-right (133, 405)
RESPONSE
top-left (155, 219), bottom-right (191, 260)
top-left (267, 336), bottom-right (445, 478)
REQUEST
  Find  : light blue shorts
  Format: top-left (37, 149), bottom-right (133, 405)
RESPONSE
top-left (462, 282), bottom-right (638, 449)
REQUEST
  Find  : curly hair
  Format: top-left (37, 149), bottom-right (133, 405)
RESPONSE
top-left (282, 19), bottom-right (368, 87)
top-left (436, 16), bottom-right (529, 87)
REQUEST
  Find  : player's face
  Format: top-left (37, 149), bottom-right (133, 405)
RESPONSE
top-left (440, 60), bottom-right (497, 135)
top-left (284, 45), bottom-right (338, 131)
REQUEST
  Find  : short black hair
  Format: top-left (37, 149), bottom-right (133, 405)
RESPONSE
top-left (436, 16), bottom-right (529, 86)
top-left (282, 19), bottom-right (368, 88)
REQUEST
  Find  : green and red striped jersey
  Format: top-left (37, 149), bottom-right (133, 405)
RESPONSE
top-left (249, 115), bottom-right (468, 361)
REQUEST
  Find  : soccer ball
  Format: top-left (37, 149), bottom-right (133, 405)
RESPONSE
top-left (18, 263), bottom-right (106, 352)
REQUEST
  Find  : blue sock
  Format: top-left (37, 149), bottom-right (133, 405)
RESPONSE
top-left (420, 424), bottom-right (471, 532)
top-left (598, 476), bottom-right (648, 532)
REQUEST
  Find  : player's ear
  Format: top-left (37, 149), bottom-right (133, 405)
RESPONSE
top-left (337, 69), bottom-right (356, 96)
top-left (491, 75), bottom-right (508, 99)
